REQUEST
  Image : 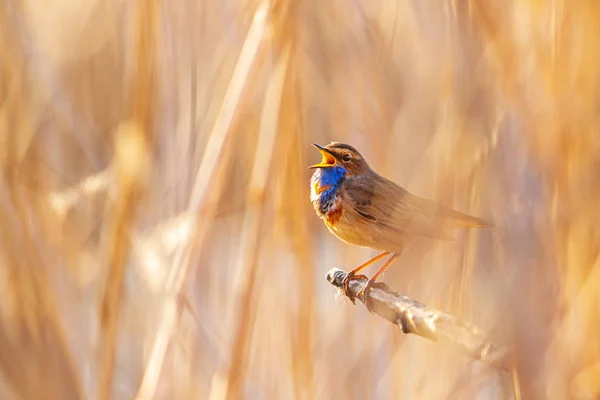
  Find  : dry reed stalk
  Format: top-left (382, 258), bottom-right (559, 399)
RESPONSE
top-left (475, 2), bottom-right (600, 396)
top-left (98, 122), bottom-right (150, 400)
top-left (0, 4), bottom-right (85, 399)
top-left (135, 3), bottom-right (270, 398)
top-left (0, 175), bottom-right (87, 399)
top-left (97, 0), bottom-right (157, 397)
top-left (0, 186), bottom-right (85, 400)
top-left (283, 83), bottom-right (316, 400)
top-left (0, 6), bottom-right (35, 167)
top-left (221, 43), bottom-right (290, 400)
top-left (268, 2), bottom-right (316, 397)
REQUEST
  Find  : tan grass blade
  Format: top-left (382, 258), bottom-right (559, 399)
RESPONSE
top-left (218, 42), bottom-right (290, 400)
top-left (135, 3), bottom-right (270, 399)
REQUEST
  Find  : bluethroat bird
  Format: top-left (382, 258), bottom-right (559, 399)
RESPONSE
top-left (309, 142), bottom-right (492, 303)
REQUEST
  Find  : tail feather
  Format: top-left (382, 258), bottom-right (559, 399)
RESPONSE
top-left (435, 203), bottom-right (493, 228)
top-left (401, 187), bottom-right (493, 233)
top-left (451, 214), bottom-right (493, 228)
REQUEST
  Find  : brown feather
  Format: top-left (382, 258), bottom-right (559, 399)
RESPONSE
top-left (341, 171), bottom-right (491, 247)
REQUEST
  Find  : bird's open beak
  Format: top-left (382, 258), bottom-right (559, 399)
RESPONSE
top-left (308, 143), bottom-right (337, 169)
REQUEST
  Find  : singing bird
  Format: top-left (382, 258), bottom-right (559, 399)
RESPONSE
top-left (309, 142), bottom-right (492, 302)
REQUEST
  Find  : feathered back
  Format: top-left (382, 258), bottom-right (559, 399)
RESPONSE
top-left (341, 171), bottom-right (492, 244)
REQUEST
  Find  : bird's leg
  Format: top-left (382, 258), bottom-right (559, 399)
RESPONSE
top-left (356, 252), bottom-right (401, 302)
top-left (342, 251), bottom-right (390, 303)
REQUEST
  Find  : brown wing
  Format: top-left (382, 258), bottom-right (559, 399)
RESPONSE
top-left (344, 173), bottom-right (491, 241)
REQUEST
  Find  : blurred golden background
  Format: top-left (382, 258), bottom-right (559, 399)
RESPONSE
top-left (1, 0), bottom-right (600, 399)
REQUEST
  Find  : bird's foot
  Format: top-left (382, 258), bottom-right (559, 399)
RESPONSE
top-left (355, 282), bottom-right (371, 302)
top-left (341, 272), bottom-right (368, 304)
top-left (356, 279), bottom-right (389, 311)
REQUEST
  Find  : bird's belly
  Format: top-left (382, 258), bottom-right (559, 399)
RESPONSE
top-left (325, 220), bottom-right (361, 245)
top-left (324, 213), bottom-right (385, 250)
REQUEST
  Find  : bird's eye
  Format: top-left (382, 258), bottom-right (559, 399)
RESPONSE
top-left (342, 153), bottom-right (351, 162)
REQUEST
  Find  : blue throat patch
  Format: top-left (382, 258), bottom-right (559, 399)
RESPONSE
top-left (311, 165), bottom-right (348, 214)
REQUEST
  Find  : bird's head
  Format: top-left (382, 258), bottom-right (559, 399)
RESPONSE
top-left (308, 142), bottom-right (370, 177)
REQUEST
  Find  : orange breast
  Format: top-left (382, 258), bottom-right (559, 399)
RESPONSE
top-left (312, 181), bottom-right (332, 194)
top-left (322, 194), bottom-right (344, 226)
top-left (325, 206), bottom-right (343, 225)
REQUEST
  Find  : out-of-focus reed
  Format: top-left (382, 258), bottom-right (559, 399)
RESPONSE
top-left (0, 0), bottom-right (599, 399)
